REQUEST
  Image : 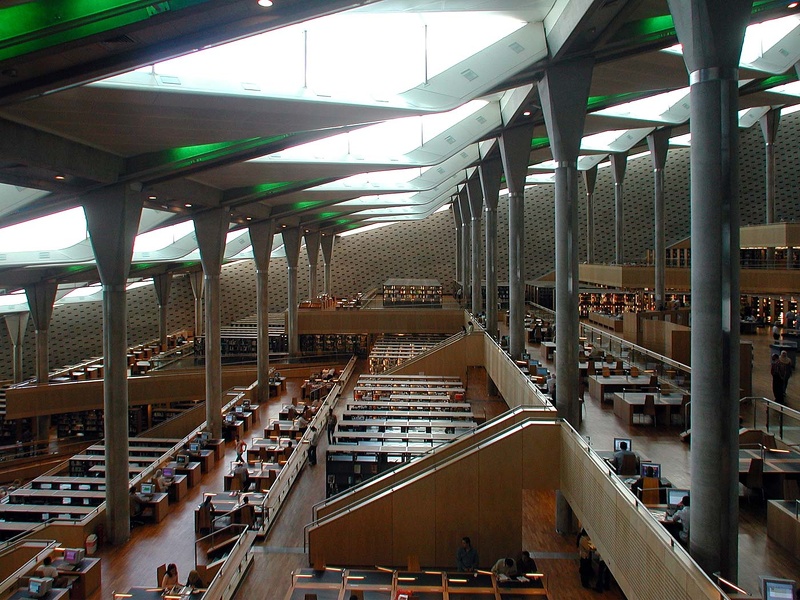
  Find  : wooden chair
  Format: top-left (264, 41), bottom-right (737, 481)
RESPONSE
top-left (601, 366), bottom-right (611, 378)
top-left (156, 564), bottom-right (167, 587)
top-left (629, 366), bottom-right (639, 377)
top-left (196, 503), bottom-right (212, 535)
top-left (269, 422), bottom-right (281, 440)
top-left (641, 477), bottom-right (660, 505)
top-left (291, 396), bottom-right (299, 406)
top-left (619, 453), bottom-right (639, 477)
top-left (238, 503), bottom-right (256, 529)
top-left (741, 457), bottom-right (764, 502)
top-left (407, 554), bottom-right (421, 571)
top-left (228, 474), bottom-right (243, 492)
top-left (643, 394), bottom-right (657, 427)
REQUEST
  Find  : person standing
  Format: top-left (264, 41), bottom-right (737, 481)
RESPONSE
top-left (577, 529), bottom-right (596, 589)
top-left (780, 350), bottom-right (794, 397)
top-left (772, 322), bottom-right (781, 341)
top-left (456, 536), bottom-right (479, 572)
top-left (772, 354), bottom-right (786, 404)
top-left (307, 426), bottom-right (319, 466)
top-left (327, 412), bottom-right (338, 444)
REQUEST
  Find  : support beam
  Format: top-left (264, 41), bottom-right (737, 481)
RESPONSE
top-left (194, 208), bottom-right (230, 440)
top-left (4, 312), bottom-right (28, 384)
top-left (466, 174), bottom-right (484, 315)
top-left (188, 271), bottom-right (204, 339)
top-left (84, 185), bottom-right (143, 546)
top-left (539, 57), bottom-right (594, 534)
top-left (152, 273), bottom-right (172, 350)
top-left (452, 200), bottom-right (464, 296)
top-left (499, 122), bottom-right (534, 360)
top-left (24, 282), bottom-right (57, 386)
top-left (761, 108), bottom-right (781, 266)
top-left (648, 128), bottom-right (672, 310)
top-left (305, 230), bottom-right (321, 300)
top-left (249, 220), bottom-right (275, 405)
top-left (611, 152), bottom-right (628, 264)
top-left (480, 154), bottom-right (503, 341)
top-left (582, 166), bottom-right (598, 264)
top-left (458, 188), bottom-right (472, 306)
top-left (321, 233), bottom-right (336, 296)
top-left (668, 0), bottom-right (751, 580)
top-left (282, 228), bottom-right (302, 357)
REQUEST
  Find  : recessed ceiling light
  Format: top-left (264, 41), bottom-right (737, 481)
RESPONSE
top-left (184, 203), bottom-right (192, 208)
top-left (523, 111), bottom-right (531, 116)
top-left (790, 2), bottom-right (798, 8)
top-left (148, 195), bottom-right (157, 200)
top-left (257, 0), bottom-right (273, 6)
top-left (281, 224), bottom-right (287, 228)
top-left (246, 217), bottom-right (252, 221)
top-left (54, 174), bottom-right (65, 180)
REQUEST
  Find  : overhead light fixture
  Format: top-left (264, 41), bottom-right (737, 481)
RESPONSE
top-left (184, 203), bottom-right (192, 208)
top-left (257, 0), bottom-right (273, 6)
top-left (523, 111), bottom-right (531, 116)
top-left (54, 174), bottom-right (65, 180)
top-left (790, 2), bottom-right (799, 8)
top-left (148, 195), bottom-right (157, 200)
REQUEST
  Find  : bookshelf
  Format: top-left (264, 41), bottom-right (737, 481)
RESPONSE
top-left (383, 279), bottom-right (442, 308)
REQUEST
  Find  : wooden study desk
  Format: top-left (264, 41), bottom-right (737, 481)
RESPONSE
top-left (496, 574), bottom-right (548, 596)
top-left (447, 572), bottom-right (496, 596)
top-left (6, 588), bottom-right (70, 600)
top-left (224, 464), bottom-right (280, 492)
top-left (588, 374), bottom-right (655, 402)
top-left (540, 341), bottom-right (557, 361)
top-left (195, 493), bottom-right (266, 530)
top-left (186, 449), bottom-right (215, 473)
top-left (114, 587), bottom-right (199, 600)
top-left (767, 500), bottom-right (800, 555)
top-left (136, 492), bottom-right (169, 523)
top-left (222, 419), bottom-right (245, 441)
top-left (612, 392), bottom-right (685, 425)
top-left (164, 461), bottom-right (201, 487)
top-left (165, 474), bottom-right (188, 503)
top-left (739, 447), bottom-right (800, 499)
top-left (47, 556), bottom-right (102, 599)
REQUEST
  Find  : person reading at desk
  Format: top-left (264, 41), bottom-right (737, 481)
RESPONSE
top-left (456, 536), bottom-right (479, 572)
top-left (161, 563), bottom-right (179, 589)
top-left (154, 469), bottom-right (169, 494)
top-left (612, 442), bottom-right (638, 474)
top-left (186, 570), bottom-right (205, 590)
top-left (664, 495), bottom-right (690, 545)
top-left (41, 556), bottom-right (59, 579)
top-left (233, 461), bottom-right (252, 492)
top-left (491, 557), bottom-right (517, 578)
top-left (517, 551), bottom-right (537, 574)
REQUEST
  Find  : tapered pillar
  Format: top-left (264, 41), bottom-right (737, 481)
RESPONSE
top-left (321, 233), bottom-right (336, 296)
top-left (305, 230), bottom-right (321, 300)
top-left (458, 188), bottom-right (472, 306)
top-left (668, 0), bottom-right (750, 579)
top-left (452, 200), bottom-right (464, 293)
top-left (152, 273), bottom-right (172, 350)
top-left (466, 174), bottom-right (483, 314)
top-left (761, 108), bottom-right (781, 265)
top-left (282, 228), bottom-right (302, 356)
top-left (788, 246), bottom-right (794, 268)
top-left (188, 271), bottom-right (204, 339)
top-left (5, 313), bottom-right (28, 383)
top-left (648, 128), bottom-right (672, 309)
top-left (582, 166), bottom-right (598, 263)
top-left (611, 152), bottom-right (628, 264)
top-left (84, 184), bottom-right (143, 545)
top-left (250, 220), bottom-right (275, 404)
top-left (25, 282), bottom-right (57, 385)
top-left (539, 57), bottom-right (594, 534)
top-left (499, 122), bottom-right (534, 360)
top-left (480, 154), bottom-right (503, 340)
top-left (194, 208), bottom-right (229, 440)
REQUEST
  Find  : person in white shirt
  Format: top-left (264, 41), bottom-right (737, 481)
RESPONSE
top-left (41, 556), bottom-right (59, 579)
top-left (491, 557), bottom-right (517, 578)
top-left (667, 496), bottom-right (690, 544)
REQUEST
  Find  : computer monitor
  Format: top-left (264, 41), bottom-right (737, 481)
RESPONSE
top-left (762, 577), bottom-right (796, 600)
top-left (613, 437), bottom-right (632, 452)
top-left (200, 431), bottom-right (211, 442)
top-left (162, 467), bottom-right (174, 478)
top-left (176, 454), bottom-right (187, 464)
top-left (189, 443), bottom-right (200, 453)
top-left (667, 488), bottom-right (689, 508)
top-left (242, 400), bottom-right (251, 409)
top-left (235, 405), bottom-right (244, 414)
top-left (140, 482), bottom-right (155, 495)
top-left (225, 413), bottom-right (236, 423)
top-left (640, 463), bottom-right (661, 479)
top-left (28, 577), bottom-right (53, 599)
top-left (63, 547), bottom-right (85, 565)
top-left (536, 367), bottom-right (549, 376)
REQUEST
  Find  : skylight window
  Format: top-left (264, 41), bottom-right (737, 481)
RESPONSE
top-left (580, 128), bottom-right (653, 153)
top-left (62, 285), bottom-right (103, 300)
top-left (125, 12), bottom-right (524, 103)
top-left (0, 207), bottom-right (87, 253)
top-left (593, 88), bottom-right (690, 124)
top-left (0, 293), bottom-right (27, 307)
top-left (133, 221), bottom-right (196, 253)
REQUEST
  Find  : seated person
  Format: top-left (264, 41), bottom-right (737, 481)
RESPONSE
top-left (630, 466), bottom-right (658, 498)
top-left (238, 495), bottom-right (256, 528)
top-left (41, 556), bottom-right (59, 579)
top-left (129, 486), bottom-right (144, 518)
top-left (517, 550), bottom-right (537, 574)
top-left (186, 570), bottom-right (205, 590)
top-left (456, 537), bottom-right (479, 572)
top-left (154, 469), bottom-right (169, 493)
top-left (664, 495), bottom-right (690, 545)
top-left (491, 557), bottom-right (517, 578)
top-left (294, 414), bottom-right (310, 430)
top-left (612, 442), bottom-right (639, 474)
top-left (161, 563), bottom-right (179, 590)
top-left (233, 461), bottom-right (252, 491)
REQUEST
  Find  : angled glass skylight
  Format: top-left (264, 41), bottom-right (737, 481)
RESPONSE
top-left (61, 285), bottom-right (103, 301)
top-left (738, 106), bottom-right (771, 128)
top-left (0, 184), bottom-right (50, 222)
top-left (133, 221), bottom-right (196, 253)
top-left (0, 207), bottom-right (86, 253)
top-left (669, 133), bottom-right (691, 147)
top-left (250, 100), bottom-right (491, 165)
top-left (766, 80), bottom-right (800, 98)
top-left (662, 14), bottom-right (800, 74)
top-left (530, 155), bottom-right (608, 171)
top-left (98, 10), bottom-right (535, 111)
top-left (580, 128), bottom-right (654, 153)
top-left (593, 88), bottom-right (690, 124)
top-left (0, 293), bottom-right (27, 308)
top-left (339, 193), bottom-right (419, 207)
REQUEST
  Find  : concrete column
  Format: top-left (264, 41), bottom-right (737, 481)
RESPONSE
top-left (466, 174), bottom-right (483, 315)
top-left (648, 128), bottom-right (672, 309)
top-left (452, 201), bottom-right (464, 293)
top-left (25, 282), bottom-right (57, 442)
top-left (500, 122), bottom-right (535, 360)
top-left (611, 152), bottom-right (628, 264)
top-left (282, 228), bottom-right (302, 356)
top-left (84, 184), bottom-right (143, 546)
top-left (480, 154), bottom-right (503, 341)
top-left (761, 108), bottom-right (781, 266)
top-left (321, 233), bottom-right (336, 295)
top-left (249, 220), bottom-right (275, 405)
top-left (305, 230), bottom-right (321, 300)
top-left (539, 57), bottom-right (594, 534)
top-left (458, 188), bottom-right (472, 305)
top-left (193, 208), bottom-right (230, 440)
top-left (4, 312), bottom-right (28, 383)
top-left (668, 0), bottom-right (751, 579)
top-left (787, 246), bottom-right (794, 268)
top-left (152, 273), bottom-right (172, 350)
top-left (582, 166), bottom-right (598, 263)
top-left (188, 271), bottom-right (204, 339)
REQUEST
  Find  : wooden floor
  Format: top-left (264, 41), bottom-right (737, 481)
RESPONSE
top-left (85, 326), bottom-right (800, 600)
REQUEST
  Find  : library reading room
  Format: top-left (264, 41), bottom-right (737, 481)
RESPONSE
top-left (0, 1), bottom-right (800, 600)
